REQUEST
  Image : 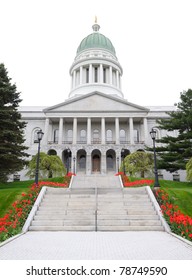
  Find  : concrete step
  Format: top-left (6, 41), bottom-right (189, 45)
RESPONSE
top-left (38, 205), bottom-right (96, 210)
top-left (28, 184), bottom-right (164, 232)
top-left (31, 220), bottom-right (95, 226)
top-left (129, 220), bottom-right (162, 226)
top-left (97, 220), bottom-right (162, 226)
top-left (35, 210), bottom-right (95, 216)
top-left (123, 188), bottom-right (147, 194)
top-left (97, 214), bottom-right (159, 220)
top-left (29, 225), bottom-right (95, 231)
top-left (34, 214), bottom-right (95, 220)
top-left (97, 225), bottom-right (164, 231)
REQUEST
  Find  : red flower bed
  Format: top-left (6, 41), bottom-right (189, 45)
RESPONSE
top-left (124, 179), bottom-right (154, 187)
top-left (0, 177), bottom-right (70, 242)
top-left (156, 189), bottom-right (192, 241)
top-left (116, 173), bottom-right (154, 187)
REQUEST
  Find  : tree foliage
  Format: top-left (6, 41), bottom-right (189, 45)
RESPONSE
top-left (121, 151), bottom-right (153, 178)
top-left (186, 158), bottom-right (192, 181)
top-left (0, 63), bottom-right (29, 182)
top-left (26, 152), bottom-right (66, 179)
top-left (154, 89), bottom-right (192, 172)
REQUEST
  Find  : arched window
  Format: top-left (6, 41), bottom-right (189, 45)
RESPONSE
top-left (120, 129), bottom-right (126, 143)
top-left (93, 129), bottom-right (100, 143)
top-left (134, 129), bottom-right (139, 143)
top-left (54, 129), bottom-right (59, 143)
top-left (152, 127), bottom-right (161, 140)
top-left (106, 129), bottom-right (113, 142)
top-left (67, 129), bottom-right (73, 143)
top-left (48, 149), bottom-right (57, 156)
top-left (33, 128), bottom-right (41, 143)
top-left (107, 155), bottom-right (114, 169)
top-left (80, 129), bottom-right (86, 143)
top-left (79, 155), bottom-right (86, 169)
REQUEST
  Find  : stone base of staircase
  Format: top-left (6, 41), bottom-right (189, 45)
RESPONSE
top-left (29, 183), bottom-right (165, 232)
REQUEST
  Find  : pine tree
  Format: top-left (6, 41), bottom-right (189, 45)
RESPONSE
top-left (154, 89), bottom-right (192, 172)
top-left (0, 63), bottom-right (29, 182)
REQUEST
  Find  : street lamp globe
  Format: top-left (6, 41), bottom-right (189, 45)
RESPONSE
top-left (150, 128), bottom-right (160, 188)
top-left (150, 128), bottom-right (157, 141)
top-left (37, 129), bottom-right (44, 141)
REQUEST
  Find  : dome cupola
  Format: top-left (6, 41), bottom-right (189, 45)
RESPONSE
top-left (68, 20), bottom-right (123, 99)
top-left (77, 22), bottom-right (116, 55)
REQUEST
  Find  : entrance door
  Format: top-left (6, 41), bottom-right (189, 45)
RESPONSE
top-left (92, 155), bottom-right (100, 172)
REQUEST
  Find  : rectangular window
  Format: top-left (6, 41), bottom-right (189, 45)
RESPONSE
top-left (94, 67), bottom-right (98, 83)
top-left (86, 68), bottom-right (89, 83)
top-left (103, 68), bottom-right (106, 83)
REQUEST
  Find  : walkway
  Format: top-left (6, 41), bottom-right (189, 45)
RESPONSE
top-left (0, 174), bottom-right (192, 260)
top-left (0, 231), bottom-right (192, 259)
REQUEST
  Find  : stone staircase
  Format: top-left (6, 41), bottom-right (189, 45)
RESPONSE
top-left (29, 175), bottom-right (164, 231)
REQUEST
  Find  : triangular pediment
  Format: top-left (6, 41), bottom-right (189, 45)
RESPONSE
top-left (44, 92), bottom-right (149, 113)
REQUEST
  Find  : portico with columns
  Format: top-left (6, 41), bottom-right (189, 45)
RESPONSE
top-left (40, 91), bottom-right (150, 175)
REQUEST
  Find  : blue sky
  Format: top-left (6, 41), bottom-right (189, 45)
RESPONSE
top-left (1, 0), bottom-right (192, 106)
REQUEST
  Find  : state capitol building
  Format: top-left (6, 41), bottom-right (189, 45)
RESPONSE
top-left (19, 21), bottom-right (185, 181)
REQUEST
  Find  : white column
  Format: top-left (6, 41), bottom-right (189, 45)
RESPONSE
top-left (101, 117), bottom-right (105, 144)
top-left (72, 70), bottom-right (76, 88)
top-left (99, 64), bottom-right (103, 83)
top-left (73, 117), bottom-right (77, 144)
top-left (43, 118), bottom-right (49, 144)
top-left (109, 66), bottom-right (112, 85)
top-left (129, 117), bottom-right (134, 144)
top-left (80, 66), bottom-right (83, 85)
top-left (143, 117), bottom-right (148, 143)
top-left (58, 118), bottom-right (63, 145)
top-left (87, 118), bottom-right (91, 144)
top-left (115, 117), bottom-right (120, 144)
top-left (116, 70), bottom-right (119, 88)
top-left (119, 75), bottom-right (122, 90)
top-left (89, 64), bottom-right (92, 83)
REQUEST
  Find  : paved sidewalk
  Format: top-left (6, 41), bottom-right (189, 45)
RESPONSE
top-left (0, 231), bottom-right (192, 260)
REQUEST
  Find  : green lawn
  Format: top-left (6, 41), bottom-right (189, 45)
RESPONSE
top-left (0, 180), bottom-right (33, 217)
top-left (0, 177), bottom-right (66, 218)
top-left (159, 179), bottom-right (192, 216)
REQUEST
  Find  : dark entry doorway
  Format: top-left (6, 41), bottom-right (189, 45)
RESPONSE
top-left (92, 149), bottom-right (101, 173)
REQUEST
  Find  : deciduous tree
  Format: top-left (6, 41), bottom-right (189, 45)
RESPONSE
top-left (26, 152), bottom-right (66, 179)
top-left (121, 151), bottom-right (153, 177)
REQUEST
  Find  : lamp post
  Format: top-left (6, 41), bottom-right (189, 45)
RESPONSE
top-left (73, 156), bottom-right (76, 174)
top-left (117, 156), bottom-right (119, 172)
top-left (150, 128), bottom-right (160, 188)
top-left (35, 129), bottom-right (44, 185)
top-left (122, 149), bottom-right (126, 175)
top-left (66, 148), bottom-right (70, 174)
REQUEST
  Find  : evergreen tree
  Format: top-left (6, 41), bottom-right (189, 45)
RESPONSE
top-left (154, 89), bottom-right (192, 172)
top-left (0, 63), bottom-right (29, 182)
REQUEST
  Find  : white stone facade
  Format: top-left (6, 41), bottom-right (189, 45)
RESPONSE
top-left (18, 23), bottom-right (186, 181)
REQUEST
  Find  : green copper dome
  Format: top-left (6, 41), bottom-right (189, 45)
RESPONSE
top-left (77, 23), bottom-right (116, 55)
